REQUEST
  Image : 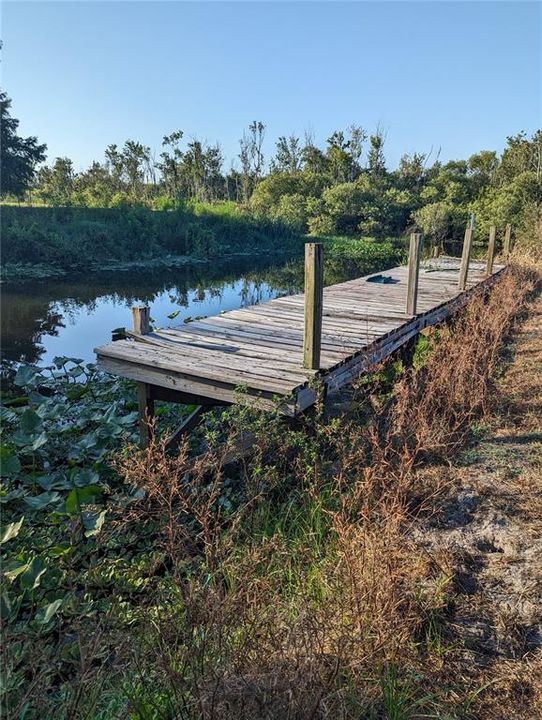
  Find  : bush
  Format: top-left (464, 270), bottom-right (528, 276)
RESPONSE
top-left (0, 205), bottom-right (304, 274)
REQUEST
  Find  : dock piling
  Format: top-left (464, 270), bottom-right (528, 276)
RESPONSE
top-left (132, 305), bottom-right (153, 447)
top-left (131, 306), bottom-right (150, 335)
top-left (406, 232), bottom-right (422, 316)
top-left (458, 215), bottom-right (475, 291)
top-left (486, 225), bottom-right (496, 276)
top-left (303, 242), bottom-right (324, 370)
top-left (503, 223), bottom-right (512, 262)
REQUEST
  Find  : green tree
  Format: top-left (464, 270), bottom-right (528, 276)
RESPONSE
top-left (301, 132), bottom-right (329, 174)
top-left (37, 157), bottom-right (74, 206)
top-left (271, 134), bottom-right (302, 174)
top-left (326, 131), bottom-right (352, 183)
top-left (122, 140), bottom-right (151, 198)
top-left (367, 129), bottom-right (386, 177)
top-left (181, 140), bottom-right (224, 201)
top-left (0, 90), bottom-right (47, 198)
top-left (239, 121), bottom-right (265, 202)
top-left (413, 201), bottom-right (454, 253)
top-left (159, 130), bottom-right (184, 199)
top-left (397, 152), bottom-right (429, 192)
top-left (72, 161), bottom-right (113, 207)
top-left (467, 150), bottom-right (498, 195)
top-left (105, 143), bottom-right (125, 193)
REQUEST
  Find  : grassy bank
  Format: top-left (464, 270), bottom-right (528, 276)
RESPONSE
top-left (0, 203), bottom-right (304, 279)
top-left (1, 201), bottom-right (406, 283)
top-left (1, 256), bottom-right (540, 719)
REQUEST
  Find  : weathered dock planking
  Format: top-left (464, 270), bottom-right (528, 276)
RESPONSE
top-left (95, 249), bottom-right (506, 435)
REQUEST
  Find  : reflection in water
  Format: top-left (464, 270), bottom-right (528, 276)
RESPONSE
top-left (1, 250), bottom-right (381, 387)
top-left (0, 255), bottom-right (306, 386)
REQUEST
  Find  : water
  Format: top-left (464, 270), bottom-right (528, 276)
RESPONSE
top-left (1, 255), bottom-right (308, 385)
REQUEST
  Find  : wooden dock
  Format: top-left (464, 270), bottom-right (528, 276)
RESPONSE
top-left (95, 246), bottom-right (505, 440)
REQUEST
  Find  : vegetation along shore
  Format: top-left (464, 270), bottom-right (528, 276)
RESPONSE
top-left (2, 91), bottom-right (540, 280)
top-left (1, 85), bottom-right (541, 718)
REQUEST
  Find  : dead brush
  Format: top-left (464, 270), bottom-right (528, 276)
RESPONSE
top-left (110, 262), bottom-right (540, 719)
top-left (122, 510), bottom-right (431, 720)
top-left (370, 264), bottom-right (539, 479)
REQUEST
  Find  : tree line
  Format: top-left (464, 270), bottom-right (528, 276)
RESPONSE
top-left (1, 89), bottom-right (541, 245)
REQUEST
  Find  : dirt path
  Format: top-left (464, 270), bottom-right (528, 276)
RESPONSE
top-left (414, 290), bottom-right (542, 718)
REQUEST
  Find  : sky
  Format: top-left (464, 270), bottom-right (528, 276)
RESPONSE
top-left (2, 1), bottom-right (541, 172)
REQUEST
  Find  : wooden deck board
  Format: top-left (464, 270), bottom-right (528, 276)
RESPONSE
top-left (95, 257), bottom-right (505, 414)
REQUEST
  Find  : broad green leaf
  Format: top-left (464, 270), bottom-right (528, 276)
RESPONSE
top-left (11, 429), bottom-right (32, 447)
top-left (30, 432), bottom-right (49, 451)
top-left (83, 509), bottom-right (107, 537)
top-left (0, 516), bottom-right (24, 543)
top-left (37, 474), bottom-right (71, 491)
top-left (65, 485), bottom-right (102, 515)
top-left (1, 592), bottom-right (14, 621)
top-left (167, 310), bottom-right (181, 320)
top-left (0, 446), bottom-right (21, 477)
top-left (68, 366), bottom-right (84, 378)
top-left (74, 468), bottom-right (100, 487)
top-left (35, 599), bottom-right (63, 625)
top-left (20, 556), bottom-right (47, 590)
top-left (20, 408), bottom-right (42, 433)
top-left (24, 491), bottom-right (61, 510)
top-left (5, 562), bottom-right (29, 581)
top-left (118, 411), bottom-right (139, 426)
top-left (48, 543), bottom-right (71, 558)
top-left (0, 406), bottom-right (17, 423)
top-left (14, 365), bottom-right (38, 387)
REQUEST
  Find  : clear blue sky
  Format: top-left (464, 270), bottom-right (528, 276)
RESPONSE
top-left (2, 1), bottom-right (541, 171)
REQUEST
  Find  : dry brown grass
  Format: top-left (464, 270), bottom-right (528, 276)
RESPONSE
top-left (110, 260), bottom-right (541, 719)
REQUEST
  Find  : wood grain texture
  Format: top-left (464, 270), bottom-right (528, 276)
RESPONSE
top-left (458, 228), bottom-right (474, 291)
top-left (132, 306), bottom-right (150, 335)
top-left (406, 232), bottom-right (422, 316)
top-left (486, 226), bottom-right (496, 276)
top-left (303, 242), bottom-right (323, 370)
top-left (503, 223), bottom-right (512, 261)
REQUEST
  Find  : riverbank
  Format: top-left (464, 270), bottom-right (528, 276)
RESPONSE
top-left (1, 250), bottom-right (288, 282)
top-left (0, 203), bottom-right (303, 280)
top-left (1, 201), bottom-right (407, 281)
top-left (1, 259), bottom-right (539, 718)
top-left (408, 278), bottom-right (542, 717)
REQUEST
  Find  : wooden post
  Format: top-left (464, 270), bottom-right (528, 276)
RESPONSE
top-left (136, 383), bottom-right (154, 449)
top-left (132, 306), bottom-right (153, 448)
top-left (131, 306), bottom-right (150, 335)
top-left (406, 232), bottom-right (422, 316)
top-left (303, 242), bottom-right (323, 370)
top-left (458, 215), bottom-right (475, 291)
top-left (486, 225), bottom-right (496, 276)
top-left (503, 223), bottom-right (512, 262)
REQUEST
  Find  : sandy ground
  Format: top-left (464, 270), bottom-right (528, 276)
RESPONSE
top-left (413, 290), bottom-right (542, 718)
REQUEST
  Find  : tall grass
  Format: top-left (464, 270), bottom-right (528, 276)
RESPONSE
top-left (1, 204), bottom-right (303, 272)
top-left (3, 259), bottom-right (539, 719)
top-left (101, 262), bottom-right (539, 719)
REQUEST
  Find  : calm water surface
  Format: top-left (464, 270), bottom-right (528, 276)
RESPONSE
top-left (1, 255), bottom-right (310, 384)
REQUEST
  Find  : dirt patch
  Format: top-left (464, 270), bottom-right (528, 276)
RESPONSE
top-left (412, 290), bottom-right (542, 717)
